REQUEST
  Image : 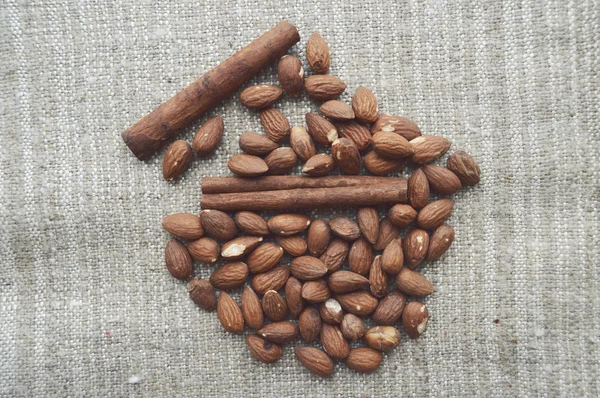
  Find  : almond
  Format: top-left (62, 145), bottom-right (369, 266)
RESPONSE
top-left (388, 204), bottom-right (417, 228)
top-left (295, 347), bottom-right (334, 377)
top-left (227, 153), bottom-right (269, 177)
top-left (340, 314), bottom-right (366, 340)
top-left (264, 147), bottom-right (297, 175)
top-left (304, 75), bottom-right (346, 101)
top-left (246, 242), bottom-right (284, 273)
top-left (417, 199), bottom-right (454, 230)
top-left (370, 114), bottom-right (421, 141)
top-left (192, 115), bottom-right (224, 156)
top-left (240, 84), bottom-right (283, 110)
top-left (257, 321), bottom-right (298, 344)
top-left (410, 135), bottom-right (451, 165)
top-left (364, 326), bottom-right (400, 352)
top-left (307, 219), bottom-right (331, 257)
top-left (187, 237), bottom-right (220, 263)
top-left (200, 209), bottom-right (238, 242)
top-left (427, 224), bottom-right (454, 262)
top-left (357, 207), bottom-right (379, 245)
top-left (305, 112), bottom-right (338, 145)
top-left (259, 107), bottom-right (290, 143)
top-left (238, 132), bottom-right (279, 156)
top-left (320, 100), bottom-right (355, 121)
top-left (261, 290), bottom-right (288, 322)
top-left (277, 55), bottom-right (304, 96)
top-left (285, 276), bottom-right (305, 319)
top-left (165, 238), bottom-right (193, 280)
top-left (319, 238), bottom-right (349, 273)
top-left (447, 150), bottom-right (481, 186)
top-left (209, 261), bottom-right (249, 290)
top-left (329, 217), bottom-right (361, 241)
top-left (306, 32), bottom-right (330, 74)
top-left (371, 131), bottom-right (414, 159)
top-left (369, 255), bottom-right (387, 298)
top-left (241, 286), bottom-right (264, 330)
top-left (275, 235), bottom-right (307, 257)
top-left (251, 265), bottom-right (290, 295)
top-left (345, 347), bottom-right (382, 373)
top-left (352, 87), bottom-right (378, 124)
top-left (246, 334), bottom-right (282, 363)
top-left (348, 237), bottom-right (373, 276)
top-left (221, 236), bottom-right (263, 260)
top-left (335, 121), bottom-right (371, 152)
top-left (331, 138), bottom-right (362, 175)
top-left (299, 306), bottom-right (321, 343)
top-left (234, 211), bottom-right (269, 236)
top-left (336, 291), bottom-right (378, 317)
top-left (395, 268), bottom-right (435, 296)
top-left (188, 277), bottom-right (217, 311)
top-left (268, 213), bottom-right (311, 236)
top-left (162, 140), bottom-right (193, 180)
top-left (321, 324), bottom-right (350, 360)
top-left (373, 291), bottom-right (406, 325)
top-left (302, 153), bottom-right (335, 177)
top-left (402, 301), bottom-right (429, 338)
top-left (422, 165), bottom-right (462, 195)
top-left (301, 279), bottom-right (331, 303)
top-left (320, 298), bottom-right (344, 324)
top-left (289, 126), bottom-right (316, 162)
top-left (408, 168), bottom-right (430, 209)
top-left (328, 270), bottom-right (370, 294)
top-left (162, 213), bottom-right (204, 240)
top-left (363, 151), bottom-right (403, 176)
top-left (217, 291), bottom-right (244, 333)
top-left (291, 256), bottom-right (328, 281)
top-left (382, 238), bottom-right (404, 275)
top-left (403, 229), bottom-right (429, 269)
top-left (373, 218), bottom-right (399, 251)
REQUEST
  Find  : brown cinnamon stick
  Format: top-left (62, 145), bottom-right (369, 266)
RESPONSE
top-left (201, 175), bottom-right (401, 194)
top-left (200, 181), bottom-right (407, 211)
top-left (122, 21), bottom-right (300, 160)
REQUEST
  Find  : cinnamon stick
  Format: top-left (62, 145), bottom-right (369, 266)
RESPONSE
top-left (122, 21), bottom-right (300, 160)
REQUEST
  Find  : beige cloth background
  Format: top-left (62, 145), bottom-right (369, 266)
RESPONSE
top-left (1, 0), bottom-right (599, 396)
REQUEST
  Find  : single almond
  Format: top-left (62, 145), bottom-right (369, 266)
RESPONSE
top-left (364, 326), bottom-right (400, 352)
top-left (373, 291), bottom-right (406, 325)
top-left (447, 150), bottom-right (481, 186)
top-left (307, 219), bottom-right (331, 257)
top-left (319, 238), bottom-right (349, 273)
top-left (329, 217), bottom-right (361, 241)
top-left (162, 140), bottom-right (193, 181)
top-left (332, 137), bottom-right (362, 175)
top-left (369, 255), bottom-right (387, 298)
top-left (299, 306), bottom-right (321, 343)
top-left (221, 236), bottom-right (263, 260)
top-left (408, 168), bottom-right (430, 209)
top-left (373, 218), bottom-right (399, 251)
top-left (320, 100), bottom-right (355, 121)
top-left (417, 199), bottom-right (454, 230)
top-left (302, 153), bottom-right (335, 177)
top-left (295, 347), bottom-right (334, 377)
top-left (388, 204), bottom-right (417, 227)
top-left (246, 242), bottom-right (284, 274)
top-left (246, 334), bottom-right (282, 363)
top-left (289, 126), bottom-right (316, 162)
top-left (301, 279), bottom-right (331, 303)
top-left (403, 229), bottom-right (429, 269)
top-left (402, 301), bottom-right (429, 338)
top-left (427, 223), bottom-right (454, 262)
top-left (363, 151), bottom-right (403, 176)
top-left (228, 153), bottom-right (269, 177)
top-left (340, 314), bottom-right (366, 341)
top-left (370, 114), bottom-right (421, 141)
top-left (188, 277), bottom-right (217, 311)
top-left (162, 213), bottom-right (204, 240)
top-left (264, 147), bottom-right (297, 175)
top-left (200, 209), bottom-right (238, 242)
top-left (209, 261), bottom-right (249, 290)
top-left (335, 121), bottom-right (371, 152)
top-left (257, 321), bottom-right (298, 344)
top-left (395, 268), bottom-right (435, 296)
top-left (321, 324), bottom-right (350, 360)
top-left (234, 211), bottom-right (269, 236)
top-left (165, 238), bottom-right (193, 280)
top-left (410, 135), bottom-right (451, 165)
top-left (345, 347), bottom-right (383, 373)
top-left (352, 87), bottom-right (378, 124)
top-left (422, 164), bottom-right (462, 195)
top-left (192, 115), bottom-right (224, 156)
top-left (259, 107), bottom-right (290, 142)
top-left (291, 256), bottom-right (328, 281)
top-left (217, 291), bottom-right (244, 333)
top-left (328, 270), bottom-right (370, 294)
top-left (187, 237), bottom-right (219, 263)
top-left (240, 84), bottom-right (283, 109)
top-left (251, 265), bottom-right (290, 294)
top-left (275, 235), bottom-right (307, 257)
top-left (348, 238), bottom-right (373, 276)
top-left (357, 207), bottom-right (379, 245)
top-left (261, 290), bottom-right (288, 322)
top-left (305, 112), bottom-right (338, 145)
top-left (306, 32), bottom-right (330, 74)
top-left (285, 276), bottom-right (305, 319)
top-left (241, 286), bottom-right (264, 330)
top-left (371, 131), bottom-right (414, 159)
top-left (277, 55), bottom-right (304, 97)
top-left (268, 213), bottom-right (311, 236)
top-left (305, 75), bottom-right (346, 101)
top-left (320, 298), bottom-right (344, 324)
top-left (336, 291), bottom-right (379, 317)
top-left (239, 132), bottom-right (279, 156)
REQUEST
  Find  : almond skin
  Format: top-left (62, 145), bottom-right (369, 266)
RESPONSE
top-left (395, 268), bottom-right (435, 296)
top-left (388, 204), bottom-right (417, 227)
top-left (320, 100), bottom-right (355, 121)
top-left (352, 87), bottom-right (378, 124)
top-left (268, 213), bottom-right (311, 236)
top-left (257, 321), bottom-right (299, 344)
top-left (188, 278), bottom-right (217, 311)
top-left (402, 301), bottom-right (429, 338)
top-left (319, 238), bottom-right (349, 273)
top-left (228, 154), bottom-right (269, 177)
top-left (335, 121), bottom-right (371, 152)
top-left (277, 55), bottom-right (304, 97)
top-left (422, 165), bottom-right (462, 195)
top-left (295, 347), bottom-right (334, 377)
top-left (363, 151), bottom-right (403, 176)
top-left (285, 277), bottom-right (305, 319)
top-left (200, 210), bottom-right (238, 242)
top-left (373, 218), bottom-right (399, 251)
top-left (331, 138), bottom-right (361, 175)
top-left (301, 279), bottom-right (331, 303)
top-left (264, 147), bottom-right (297, 175)
top-left (217, 292), bottom-right (244, 333)
top-left (307, 219), bottom-right (331, 257)
top-left (187, 237), bottom-right (219, 263)
top-left (251, 265), bottom-right (290, 295)
top-left (261, 290), bottom-right (288, 322)
top-left (289, 126), bottom-right (316, 162)
top-left (403, 229), bottom-right (430, 269)
top-left (371, 131), bottom-right (414, 159)
top-left (163, 140), bottom-right (193, 181)
top-left (234, 211), bottom-right (269, 236)
top-left (321, 324), bottom-right (350, 360)
top-left (427, 224), bottom-right (455, 262)
top-left (221, 236), bottom-right (263, 260)
top-left (320, 298), bottom-right (344, 324)
top-left (357, 207), bottom-right (380, 245)
top-left (305, 112), bottom-right (338, 145)
top-left (246, 334), bottom-right (282, 363)
top-left (373, 291), bottom-right (406, 325)
top-left (162, 213), bottom-right (204, 240)
top-left (336, 291), bottom-right (379, 317)
top-left (209, 261), bottom-right (249, 290)
top-left (364, 326), bottom-right (400, 352)
top-left (381, 239), bottom-right (404, 274)
top-left (299, 306), bottom-right (322, 343)
top-left (275, 235), bottom-right (307, 257)
top-left (408, 168), bottom-right (430, 209)
top-left (291, 256), bottom-right (328, 281)
top-left (447, 150), bottom-right (481, 186)
top-left (240, 84), bottom-right (283, 109)
top-left (306, 32), bottom-right (330, 74)
top-left (246, 242), bottom-right (284, 274)
top-left (340, 314), bottom-right (366, 340)
top-left (348, 237), bottom-right (373, 276)
top-left (369, 255), bottom-right (388, 298)
top-left (241, 286), bottom-right (264, 330)
top-left (305, 75), bottom-right (346, 101)
top-left (370, 114), bottom-right (421, 141)
top-left (165, 238), bottom-right (193, 280)
top-left (192, 115), bottom-right (224, 156)
top-left (417, 199), bottom-right (454, 230)
top-left (328, 270), bottom-right (370, 294)
top-left (345, 347), bottom-right (383, 373)
top-left (329, 217), bottom-right (361, 241)
top-left (238, 132), bottom-right (279, 156)
top-left (410, 135), bottom-right (451, 165)
top-left (259, 107), bottom-right (290, 142)
top-left (302, 153), bottom-right (335, 177)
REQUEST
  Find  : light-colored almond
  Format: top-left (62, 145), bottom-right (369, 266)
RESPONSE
top-left (364, 326), bottom-right (400, 352)
top-left (217, 291), bottom-right (244, 333)
top-left (302, 153), bottom-right (335, 177)
top-left (417, 199), bottom-right (454, 230)
top-left (291, 256), bottom-right (328, 281)
top-left (275, 235), bottom-right (307, 257)
top-left (246, 334), bottom-right (282, 363)
top-left (227, 153), bottom-right (269, 177)
top-left (320, 324), bottom-right (350, 360)
top-left (239, 132), bottom-right (279, 156)
top-left (209, 261), bottom-right (249, 290)
top-left (200, 209), bottom-right (238, 242)
top-left (299, 306), bottom-right (321, 343)
top-left (277, 55), bottom-right (304, 97)
top-left (285, 277), bottom-right (304, 319)
top-left (259, 107), bottom-right (290, 142)
top-left (320, 298), bottom-right (344, 324)
top-left (319, 238), bottom-right (349, 273)
top-left (162, 213), bottom-right (204, 240)
top-left (410, 135), bottom-right (451, 165)
top-left (369, 255), bottom-right (387, 298)
top-left (447, 150), bottom-right (481, 186)
top-left (408, 168), bottom-right (430, 209)
top-left (328, 270), bottom-right (370, 294)
top-left (427, 223), bottom-right (454, 262)
top-left (165, 238), bottom-right (193, 280)
top-left (329, 216), bottom-right (361, 241)
top-left (305, 75), bottom-right (346, 101)
top-left (352, 87), bottom-right (378, 124)
top-left (373, 291), bottom-right (406, 325)
top-left (192, 115), bottom-right (224, 156)
top-left (320, 100), bottom-right (355, 120)
top-left (301, 279), bottom-right (331, 303)
top-left (306, 32), bottom-right (330, 74)
top-left (257, 321), bottom-right (298, 344)
top-left (422, 164), bottom-right (462, 195)
top-left (188, 277), bottom-right (217, 311)
top-left (307, 219), bottom-right (331, 257)
top-left (264, 147), bottom-right (297, 175)
top-left (187, 237), bottom-right (219, 263)
top-left (402, 301), bottom-right (429, 338)
top-left (370, 114), bottom-right (421, 141)
top-left (246, 242), bottom-right (284, 274)
top-left (371, 131), bottom-right (414, 159)
top-left (335, 121), bottom-right (371, 152)
top-left (395, 268), bottom-right (435, 296)
top-left (251, 265), bottom-right (290, 295)
top-left (403, 229), bottom-right (429, 269)
top-left (363, 151), bottom-right (403, 176)
top-left (221, 236), bottom-right (263, 260)
top-left (340, 314), bottom-right (366, 341)
top-left (305, 112), bottom-right (338, 145)
top-left (336, 291), bottom-right (379, 317)
top-left (163, 140), bottom-right (193, 181)
top-left (373, 218), bottom-right (399, 251)
top-left (348, 237), bottom-right (373, 276)
top-left (357, 207), bottom-right (379, 245)
top-left (268, 213), bottom-right (311, 236)
top-left (388, 204), bottom-right (417, 227)
top-left (345, 347), bottom-right (383, 373)
top-left (240, 85), bottom-right (283, 110)
top-left (241, 286), bottom-right (264, 330)
top-left (289, 126), bottom-right (316, 162)
top-left (295, 347), bottom-right (334, 377)
top-left (234, 211), bottom-right (269, 236)
top-left (262, 290), bottom-right (288, 322)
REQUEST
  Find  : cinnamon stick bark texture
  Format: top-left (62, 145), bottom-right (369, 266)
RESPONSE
top-left (201, 181), bottom-right (407, 211)
top-left (122, 21), bottom-right (300, 160)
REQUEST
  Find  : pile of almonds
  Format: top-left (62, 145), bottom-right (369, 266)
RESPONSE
top-left (161, 32), bottom-right (481, 376)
